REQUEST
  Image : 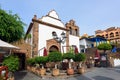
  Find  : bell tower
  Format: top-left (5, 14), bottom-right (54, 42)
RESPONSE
top-left (66, 20), bottom-right (79, 36)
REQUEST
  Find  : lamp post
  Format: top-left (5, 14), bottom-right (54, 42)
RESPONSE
top-left (52, 31), bottom-right (67, 44)
top-left (52, 31), bottom-right (67, 52)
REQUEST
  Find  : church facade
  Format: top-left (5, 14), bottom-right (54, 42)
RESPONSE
top-left (25, 10), bottom-right (80, 57)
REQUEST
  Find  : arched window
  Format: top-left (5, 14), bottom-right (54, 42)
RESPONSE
top-left (102, 35), bottom-right (104, 38)
top-left (110, 32), bottom-right (114, 38)
top-left (75, 29), bottom-right (78, 36)
top-left (69, 27), bottom-right (72, 35)
top-left (106, 34), bottom-right (108, 38)
top-left (52, 31), bottom-right (57, 39)
top-left (116, 32), bottom-right (119, 36)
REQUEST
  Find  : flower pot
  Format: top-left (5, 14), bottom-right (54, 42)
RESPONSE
top-left (35, 69), bottom-right (40, 75)
top-left (78, 67), bottom-right (84, 74)
top-left (67, 68), bottom-right (74, 75)
top-left (31, 67), bottom-right (36, 73)
top-left (52, 68), bottom-right (60, 76)
top-left (39, 68), bottom-right (46, 76)
top-left (8, 72), bottom-right (14, 80)
top-left (9, 77), bottom-right (14, 80)
top-left (27, 66), bottom-right (31, 71)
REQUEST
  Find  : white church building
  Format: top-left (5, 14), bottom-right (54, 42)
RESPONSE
top-left (25, 10), bottom-right (80, 57)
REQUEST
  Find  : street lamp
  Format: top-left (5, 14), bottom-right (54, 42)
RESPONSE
top-left (52, 31), bottom-right (67, 44)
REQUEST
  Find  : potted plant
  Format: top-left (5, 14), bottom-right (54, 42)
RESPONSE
top-left (48, 51), bottom-right (62, 76)
top-left (97, 43), bottom-right (112, 67)
top-left (2, 55), bottom-right (19, 80)
top-left (26, 58), bottom-right (36, 72)
top-left (97, 43), bottom-right (112, 53)
top-left (35, 56), bottom-right (48, 76)
top-left (74, 53), bottom-right (86, 74)
top-left (63, 52), bottom-right (75, 75)
top-left (27, 58), bottom-right (36, 73)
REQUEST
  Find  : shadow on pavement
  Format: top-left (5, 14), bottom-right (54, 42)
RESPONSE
top-left (93, 76), bottom-right (114, 80)
top-left (14, 70), bottom-right (27, 80)
top-left (74, 75), bottom-right (91, 80)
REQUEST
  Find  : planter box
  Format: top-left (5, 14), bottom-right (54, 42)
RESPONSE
top-left (67, 68), bottom-right (74, 75)
top-left (52, 69), bottom-right (59, 76)
top-left (78, 67), bottom-right (84, 74)
top-left (39, 68), bottom-right (46, 76)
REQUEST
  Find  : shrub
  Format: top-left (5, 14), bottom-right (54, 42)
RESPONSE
top-left (48, 51), bottom-right (62, 62)
top-left (2, 55), bottom-right (19, 72)
top-left (35, 56), bottom-right (48, 64)
top-left (97, 43), bottom-right (112, 53)
top-left (62, 52), bottom-right (75, 60)
top-left (27, 58), bottom-right (35, 66)
top-left (74, 53), bottom-right (86, 62)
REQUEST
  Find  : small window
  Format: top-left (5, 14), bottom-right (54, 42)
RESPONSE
top-left (69, 27), bottom-right (72, 35)
top-left (110, 32), bottom-right (114, 38)
top-left (116, 32), bottom-right (119, 36)
top-left (75, 29), bottom-right (78, 36)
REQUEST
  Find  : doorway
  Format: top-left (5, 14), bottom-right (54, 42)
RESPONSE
top-left (14, 53), bottom-right (26, 70)
top-left (49, 45), bottom-right (59, 52)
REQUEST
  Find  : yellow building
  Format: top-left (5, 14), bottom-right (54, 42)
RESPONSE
top-left (95, 27), bottom-right (120, 43)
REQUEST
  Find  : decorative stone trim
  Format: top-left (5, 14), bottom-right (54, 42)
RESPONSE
top-left (46, 39), bottom-right (60, 53)
top-left (32, 21), bottom-right (39, 57)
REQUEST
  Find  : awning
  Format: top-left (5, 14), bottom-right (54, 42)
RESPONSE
top-left (87, 37), bottom-right (107, 42)
top-left (0, 39), bottom-right (19, 49)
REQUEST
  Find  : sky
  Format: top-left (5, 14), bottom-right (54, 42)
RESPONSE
top-left (1, 0), bottom-right (120, 36)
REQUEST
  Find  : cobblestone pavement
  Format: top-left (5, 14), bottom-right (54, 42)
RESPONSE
top-left (15, 67), bottom-right (120, 80)
top-left (14, 69), bottom-right (92, 80)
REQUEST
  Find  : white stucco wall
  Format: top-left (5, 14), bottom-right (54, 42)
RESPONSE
top-left (38, 24), bottom-right (66, 56)
top-left (40, 16), bottom-right (64, 28)
top-left (114, 59), bottom-right (120, 67)
top-left (79, 39), bottom-right (87, 48)
top-left (80, 39), bottom-right (94, 48)
top-left (39, 10), bottom-right (65, 28)
top-left (79, 39), bottom-right (94, 52)
top-left (69, 35), bottom-right (80, 52)
top-left (79, 39), bottom-right (94, 48)
top-left (37, 10), bottom-right (67, 56)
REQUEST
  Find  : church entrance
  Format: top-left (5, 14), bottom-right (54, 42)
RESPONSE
top-left (47, 39), bottom-right (61, 53)
top-left (49, 45), bottom-right (59, 52)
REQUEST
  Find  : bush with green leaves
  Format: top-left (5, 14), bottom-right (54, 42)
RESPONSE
top-left (74, 53), bottom-right (86, 62)
top-left (26, 58), bottom-right (35, 66)
top-left (2, 55), bottom-right (19, 72)
top-left (48, 51), bottom-right (62, 62)
top-left (62, 52), bottom-right (75, 60)
top-left (35, 56), bottom-right (48, 64)
top-left (97, 43), bottom-right (112, 53)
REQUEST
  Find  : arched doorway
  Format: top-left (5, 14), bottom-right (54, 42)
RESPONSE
top-left (49, 45), bottom-right (59, 52)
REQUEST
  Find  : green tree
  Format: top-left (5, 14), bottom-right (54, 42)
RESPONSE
top-left (35, 56), bottom-right (48, 65)
top-left (0, 8), bottom-right (25, 42)
top-left (74, 53), bottom-right (86, 62)
top-left (63, 52), bottom-right (75, 60)
top-left (97, 43), bottom-right (112, 53)
top-left (48, 51), bottom-right (62, 62)
top-left (74, 53), bottom-right (86, 68)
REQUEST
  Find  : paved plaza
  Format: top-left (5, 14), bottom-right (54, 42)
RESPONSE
top-left (14, 67), bottom-right (120, 80)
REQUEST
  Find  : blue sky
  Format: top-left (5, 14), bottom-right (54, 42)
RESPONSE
top-left (1, 0), bottom-right (120, 36)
